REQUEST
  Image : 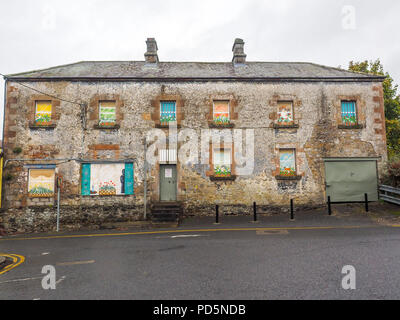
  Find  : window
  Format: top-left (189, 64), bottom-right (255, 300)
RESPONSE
top-left (28, 168), bottom-right (55, 198)
top-left (213, 149), bottom-right (232, 177)
top-left (99, 101), bottom-right (117, 127)
top-left (213, 101), bottom-right (230, 125)
top-left (35, 101), bottom-right (52, 125)
top-left (160, 101), bottom-right (177, 124)
top-left (341, 101), bottom-right (357, 126)
top-left (81, 163), bottom-right (134, 196)
top-left (279, 149), bottom-right (296, 177)
top-left (160, 149), bottom-right (177, 164)
top-left (277, 101), bottom-right (294, 124)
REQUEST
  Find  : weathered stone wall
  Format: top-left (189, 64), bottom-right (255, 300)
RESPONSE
top-left (1, 80), bottom-right (387, 232)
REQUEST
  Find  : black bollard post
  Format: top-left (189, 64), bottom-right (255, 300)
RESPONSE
top-left (290, 199), bottom-right (294, 221)
top-left (253, 202), bottom-right (257, 222)
top-left (365, 193), bottom-right (369, 212)
top-left (328, 196), bottom-right (332, 216)
top-left (216, 205), bottom-right (219, 224)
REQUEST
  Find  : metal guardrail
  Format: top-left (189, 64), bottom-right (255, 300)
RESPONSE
top-left (379, 185), bottom-right (400, 205)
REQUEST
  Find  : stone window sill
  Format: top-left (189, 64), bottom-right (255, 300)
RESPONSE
top-left (210, 175), bottom-right (237, 181)
top-left (28, 196), bottom-right (54, 199)
top-left (338, 124), bottom-right (364, 129)
top-left (273, 123), bottom-right (299, 129)
top-left (29, 123), bottom-right (56, 130)
top-left (155, 123), bottom-right (182, 129)
top-left (82, 194), bottom-right (134, 197)
top-left (275, 175), bottom-right (302, 181)
top-left (93, 124), bottom-right (120, 130)
top-left (209, 122), bottom-right (235, 129)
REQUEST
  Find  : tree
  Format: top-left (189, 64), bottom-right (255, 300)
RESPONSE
top-left (349, 59), bottom-right (400, 158)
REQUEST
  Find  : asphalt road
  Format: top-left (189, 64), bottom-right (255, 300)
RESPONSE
top-left (1, 221), bottom-right (400, 300)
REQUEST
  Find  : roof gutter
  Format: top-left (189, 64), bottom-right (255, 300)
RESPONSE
top-left (5, 76), bottom-right (386, 83)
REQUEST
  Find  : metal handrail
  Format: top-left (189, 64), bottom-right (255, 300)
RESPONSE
top-left (379, 185), bottom-right (400, 205)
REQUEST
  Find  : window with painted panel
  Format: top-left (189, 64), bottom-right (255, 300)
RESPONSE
top-left (81, 163), bottom-right (134, 196)
top-left (341, 101), bottom-right (357, 126)
top-left (213, 149), bottom-right (232, 177)
top-left (160, 101), bottom-right (177, 124)
top-left (99, 101), bottom-right (117, 127)
top-left (28, 169), bottom-right (55, 198)
top-left (279, 149), bottom-right (297, 177)
top-left (35, 101), bottom-right (52, 125)
top-left (277, 101), bottom-right (294, 124)
top-left (213, 101), bottom-right (230, 125)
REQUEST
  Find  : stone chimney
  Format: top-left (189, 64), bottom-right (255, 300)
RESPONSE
top-left (232, 38), bottom-right (246, 65)
top-left (145, 38), bottom-right (159, 64)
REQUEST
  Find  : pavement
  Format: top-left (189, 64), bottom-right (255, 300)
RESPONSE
top-left (0, 202), bottom-right (400, 300)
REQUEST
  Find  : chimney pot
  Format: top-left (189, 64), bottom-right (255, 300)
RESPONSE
top-left (232, 38), bottom-right (246, 65)
top-left (145, 38), bottom-right (159, 64)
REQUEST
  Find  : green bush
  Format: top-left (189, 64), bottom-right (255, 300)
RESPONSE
top-left (382, 156), bottom-right (400, 187)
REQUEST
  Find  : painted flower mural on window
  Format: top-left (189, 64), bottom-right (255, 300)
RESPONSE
top-left (82, 163), bottom-right (134, 196)
top-left (214, 165), bottom-right (231, 177)
top-left (277, 102), bottom-right (294, 124)
top-left (213, 101), bottom-right (230, 125)
top-left (35, 101), bottom-right (52, 125)
top-left (160, 102), bottom-right (177, 124)
top-left (279, 149), bottom-right (296, 177)
top-left (341, 101), bottom-right (357, 126)
top-left (28, 169), bottom-right (55, 198)
top-left (214, 149), bottom-right (232, 177)
top-left (99, 181), bottom-right (117, 196)
top-left (99, 101), bottom-right (117, 127)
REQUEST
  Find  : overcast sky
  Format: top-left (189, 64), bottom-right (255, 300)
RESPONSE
top-left (1, 0), bottom-right (399, 138)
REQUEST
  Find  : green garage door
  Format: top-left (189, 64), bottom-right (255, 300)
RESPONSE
top-left (324, 159), bottom-right (378, 202)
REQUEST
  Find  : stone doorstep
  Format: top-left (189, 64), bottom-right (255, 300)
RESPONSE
top-left (100, 221), bottom-right (179, 230)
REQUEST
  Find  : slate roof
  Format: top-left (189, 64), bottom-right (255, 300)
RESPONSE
top-left (5, 61), bottom-right (385, 82)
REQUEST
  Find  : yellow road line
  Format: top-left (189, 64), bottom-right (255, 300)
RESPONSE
top-left (0, 225), bottom-right (370, 242)
top-left (0, 254), bottom-right (25, 275)
top-left (57, 260), bottom-right (95, 266)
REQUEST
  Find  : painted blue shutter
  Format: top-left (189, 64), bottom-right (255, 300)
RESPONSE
top-left (125, 163), bottom-right (134, 195)
top-left (81, 164), bottom-right (91, 196)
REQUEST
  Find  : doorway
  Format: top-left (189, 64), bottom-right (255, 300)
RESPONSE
top-left (160, 164), bottom-right (177, 201)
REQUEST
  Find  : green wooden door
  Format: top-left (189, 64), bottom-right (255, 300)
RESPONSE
top-left (324, 160), bottom-right (378, 202)
top-left (160, 165), bottom-right (177, 201)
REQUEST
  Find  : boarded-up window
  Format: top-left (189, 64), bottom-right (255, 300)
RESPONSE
top-left (160, 149), bottom-right (177, 163)
top-left (28, 169), bottom-right (55, 197)
top-left (81, 163), bottom-right (134, 196)
top-left (279, 149), bottom-right (296, 176)
top-left (213, 149), bottom-right (231, 176)
top-left (35, 101), bottom-right (52, 125)
top-left (341, 101), bottom-right (357, 126)
top-left (213, 101), bottom-right (230, 124)
top-left (277, 101), bottom-right (293, 124)
top-left (99, 101), bottom-right (117, 126)
top-left (160, 102), bottom-right (177, 124)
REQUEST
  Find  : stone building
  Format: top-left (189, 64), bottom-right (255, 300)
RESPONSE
top-left (1, 38), bottom-right (387, 233)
